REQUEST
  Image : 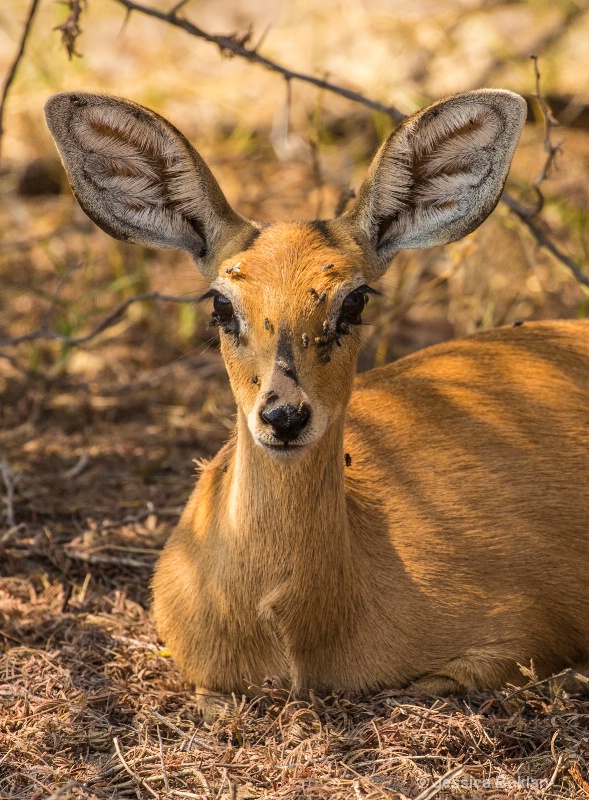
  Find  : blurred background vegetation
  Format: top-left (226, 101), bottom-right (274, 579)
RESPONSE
top-left (2, 0), bottom-right (589, 523)
top-left (2, 0), bottom-right (589, 357)
top-left (1, 0), bottom-right (589, 532)
top-left (2, 3), bottom-right (589, 798)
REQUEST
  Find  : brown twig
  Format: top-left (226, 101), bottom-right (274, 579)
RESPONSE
top-left (503, 667), bottom-right (588, 702)
top-left (501, 192), bottom-right (589, 289)
top-left (108, 0), bottom-right (587, 295)
top-left (147, 708), bottom-right (218, 752)
top-left (0, 0), bottom-right (41, 160)
top-left (0, 290), bottom-right (200, 348)
top-left (113, 736), bottom-right (159, 798)
top-left (112, 0), bottom-right (405, 123)
top-left (529, 55), bottom-right (562, 214)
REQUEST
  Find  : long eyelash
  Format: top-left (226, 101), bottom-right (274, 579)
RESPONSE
top-left (196, 289), bottom-right (218, 304)
top-left (360, 285), bottom-right (382, 297)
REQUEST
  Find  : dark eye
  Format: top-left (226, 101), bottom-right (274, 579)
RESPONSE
top-left (213, 294), bottom-right (234, 324)
top-left (339, 289), bottom-right (366, 328)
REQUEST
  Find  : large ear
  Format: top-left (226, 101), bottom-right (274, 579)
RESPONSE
top-left (44, 92), bottom-right (256, 279)
top-left (342, 89), bottom-right (527, 277)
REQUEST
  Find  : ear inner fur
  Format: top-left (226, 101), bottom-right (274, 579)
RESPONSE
top-left (44, 92), bottom-right (255, 278)
top-left (342, 89), bottom-right (527, 276)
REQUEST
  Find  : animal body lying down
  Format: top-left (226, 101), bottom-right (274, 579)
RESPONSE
top-left (45, 88), bottom-right (589, 715)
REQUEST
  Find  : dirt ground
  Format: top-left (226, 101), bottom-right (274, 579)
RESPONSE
top-left (2, 0), bottom-right (589, 797)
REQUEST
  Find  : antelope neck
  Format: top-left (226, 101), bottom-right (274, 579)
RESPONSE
top-left (226, 410), bottom-right (360, 670)
top-left (228, 410), bottom-right (350, 552)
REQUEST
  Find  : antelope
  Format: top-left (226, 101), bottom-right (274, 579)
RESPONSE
top-left (45, 89), bottom-right (589, 716)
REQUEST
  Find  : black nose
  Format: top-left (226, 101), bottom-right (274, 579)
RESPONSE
top-left (260, 403), bottom-right (310, 442)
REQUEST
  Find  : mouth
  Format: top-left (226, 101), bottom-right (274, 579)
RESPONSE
top-left (259, 440), bottom-right (310, 460)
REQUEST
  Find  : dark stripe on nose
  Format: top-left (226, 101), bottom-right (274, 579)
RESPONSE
top-left (276, 328), bottom-right (299, 385)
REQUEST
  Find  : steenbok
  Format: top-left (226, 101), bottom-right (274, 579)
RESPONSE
top-left (45, 89), bottom-right (589, 715)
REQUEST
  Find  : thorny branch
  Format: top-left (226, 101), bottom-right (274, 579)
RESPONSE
top-left (0, 0), bottom-right (41, 160)
top-left (502, 56), bottom-right (589, 289)
top-left (529, 54), bottom-right (562, 214)
top-left (112, 0), bottom-right (406, 123)
top-left (109, 0), bottom-right (587, 290)
top-left (1, 1), bottom-right (587, 360)
top-left (501, 193), bottom-right (589, 289)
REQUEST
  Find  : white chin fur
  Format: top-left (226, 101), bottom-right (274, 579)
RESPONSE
top-left (256, 440), bottom-right (311, 463)
top-left (247, 406), bottom-right (330, 459)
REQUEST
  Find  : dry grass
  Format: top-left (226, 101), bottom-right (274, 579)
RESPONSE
top-left (2, 0), bottom-right (589, 797)
top-left (2, 558), bottom-right (589, 799)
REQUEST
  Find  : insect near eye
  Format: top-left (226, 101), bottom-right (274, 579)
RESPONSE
top-left (213, 294), bottom-right (234, 324)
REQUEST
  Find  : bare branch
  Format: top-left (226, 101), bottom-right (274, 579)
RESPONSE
top-left (0, 0), bottom-right (41, 160)
top-left (107, 0), bottom-right (587, 294)
top-left (0, 290), bottom-right (200, 348)
top-left (502, 192), bottom-right (589, 289)
top-left (0, 1), bottom-right (583, 371)
top-left (529, 55), bottom-right (562, 215)
top-left (113, 737), bottom-right (159, 799)
top-left (112, 0), bottom-right (405, 123)
top-left (499, 58), bottom-right (587, 288)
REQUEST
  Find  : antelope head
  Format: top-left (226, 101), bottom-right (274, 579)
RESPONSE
top-left (44, 90), bottom-right (526, 462)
